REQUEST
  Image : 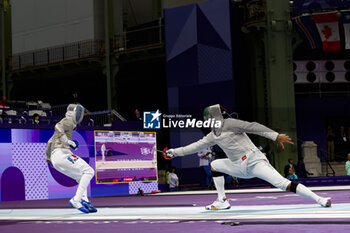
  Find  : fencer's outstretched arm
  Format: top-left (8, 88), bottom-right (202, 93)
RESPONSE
top-left (172, 133), bottom-right (215, 157)
top-left (225, 118), bottom-right (293, 149)
top-left (225, 118), bottom-right (279, 140)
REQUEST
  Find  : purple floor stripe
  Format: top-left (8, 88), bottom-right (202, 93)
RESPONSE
top-left (1, 221), bottom-right (350, 233)
top-left (1, 190), bottom-right (350, 233)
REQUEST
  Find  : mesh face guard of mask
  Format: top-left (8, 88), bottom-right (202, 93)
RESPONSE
top-left (66, 104), bottom-right (85, 124)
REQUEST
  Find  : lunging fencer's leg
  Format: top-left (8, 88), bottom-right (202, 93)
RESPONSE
top-left (212, 172), bottom-right (226, 201)
top-left (205, 170), bottom-right (230, 210)
top-left (204, 159), bottom-right (239, 210)
top-left (288, 182), bottom-right (331, 207)
top-left (251, 161), bottom-right (331, 207)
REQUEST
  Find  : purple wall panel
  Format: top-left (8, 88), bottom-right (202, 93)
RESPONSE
top-left (0, 128), bottom-right (158, 202)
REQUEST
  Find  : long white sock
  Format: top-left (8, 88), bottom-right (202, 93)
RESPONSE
top-left (82, 190), bottom-right (89, 202)
top-left (296, 184), bottom-right (321, 203)
top-left (74, 173), bottom-right (93, 202)
top-left (213, 176), bottom-right (226, 201)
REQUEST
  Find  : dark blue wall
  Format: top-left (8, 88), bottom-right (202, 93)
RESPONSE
top-left (164, 0), bottom-right (235, 168)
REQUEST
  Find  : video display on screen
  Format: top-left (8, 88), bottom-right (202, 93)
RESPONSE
top-left (94, 130), bottom-right (158, 184)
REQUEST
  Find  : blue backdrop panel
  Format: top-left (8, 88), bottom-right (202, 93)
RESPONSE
top-left (197, 7), bottom-right (230, 50)
top-left (197, 0), bottom-right (232, 49)
top-left (166, 46), bottom-right (199, 88)
top-left (166, 5), bottom-right (197, 61)
top-left (165, 0), bottom-right (235, 168)
top-left (178, 81), bottom-right (236, 119)
top-left (0, 129), bottom-right (11, 143)
top-left (90, 183), bottom-right (130, 197)
top-left (197, 44), bottom-right (233, 84)
top-left (165, 4), bottom-right (197, 59)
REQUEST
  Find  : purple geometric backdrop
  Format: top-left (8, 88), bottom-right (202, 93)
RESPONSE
top-left (129, 181), bottom-right (159, 194)
top-left (12, 143), bottom-right (48, 200)
top-left (0, 128), bottom-right (158, 202)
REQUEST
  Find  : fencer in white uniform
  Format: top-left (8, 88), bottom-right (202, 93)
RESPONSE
top-left (46, 104), bottom-right (97, 213)
top-left (166, 104), bottom-right (331, 210)
top-left (101, 143), bottom-right (106, 162)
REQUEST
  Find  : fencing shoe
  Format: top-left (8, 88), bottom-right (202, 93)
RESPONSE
top-left (69, 198), bottom-right (89, 213)
top-left (318, 197), bottom-right (332, 207)
top-left (205, 198), bottom-right (231, 210)
top-left (81, 200), bottom-right (98, 213)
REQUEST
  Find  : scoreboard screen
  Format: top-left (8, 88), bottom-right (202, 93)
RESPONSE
top-left (94, 130), bottom-right (158, 184)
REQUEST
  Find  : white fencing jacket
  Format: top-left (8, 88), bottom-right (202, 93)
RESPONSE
top-left (173, 118), bottom-right (278, 162)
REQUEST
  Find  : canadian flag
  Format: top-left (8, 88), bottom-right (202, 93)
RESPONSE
top-left (312, 12), bottom-right (341, 51)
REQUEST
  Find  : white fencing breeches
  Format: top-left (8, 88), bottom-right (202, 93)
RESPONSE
top-left (51, 148), bottom-right (94, 201)
top-left (211, 154), bottom-right (290, 191)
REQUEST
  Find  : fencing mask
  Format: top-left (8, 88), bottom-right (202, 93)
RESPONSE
top-left (66, 104), bottom-right (84, 124)
top-left (203, 104), bottom-right (224, 136)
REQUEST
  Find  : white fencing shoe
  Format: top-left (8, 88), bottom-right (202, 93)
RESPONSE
top-left (69, 198), bottom-right (90, 213)
top-left (318, 197), bottom-right (332, 207)
top-left (205, 198), bottom-right (231, 210)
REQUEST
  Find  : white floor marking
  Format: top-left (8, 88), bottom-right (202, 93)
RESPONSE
top-left (1, 203), bottom-right (350, 221)
top-left (152, 185), bottom-right (350, 196)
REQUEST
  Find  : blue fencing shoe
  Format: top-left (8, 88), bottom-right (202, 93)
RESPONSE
top-left (69, 198), bottom-right (89, 214)
top-left (81, 200), bottom-right (98, 213)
